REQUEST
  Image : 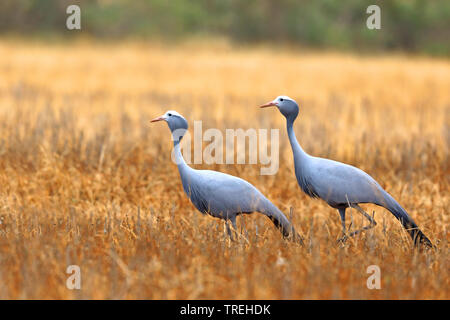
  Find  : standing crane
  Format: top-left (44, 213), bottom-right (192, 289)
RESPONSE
top-left (151, 110), bottom-right (302, 243)
top-left (259, 96), bottom-right (433, 247)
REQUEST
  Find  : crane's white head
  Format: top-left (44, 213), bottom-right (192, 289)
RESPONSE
top-left (150, 110), bottom-right (188, 142)
top-left (259, 95), bottom-right (299, 121)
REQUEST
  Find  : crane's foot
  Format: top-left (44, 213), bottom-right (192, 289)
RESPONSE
top-left (337, 223), bottom-right (376, 244)
top-left (337, 207), bottom-right (377, 245)
top-left (336, 234), bottom-right (349, 244)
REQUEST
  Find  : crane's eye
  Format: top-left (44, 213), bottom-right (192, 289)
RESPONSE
top-left (168, 113), bottom-right (172, 116)
top-left (280, 98), bottom-right (284, 102)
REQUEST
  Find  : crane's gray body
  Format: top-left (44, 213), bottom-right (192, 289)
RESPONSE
top-left (178, 165), bottom-right (281, 220)
top-left (293, 150), bottom-right (386, 208)
top-left (264, 96), bottom-right (432, 247)
top-left (155, 110), bottom-right (299, 240)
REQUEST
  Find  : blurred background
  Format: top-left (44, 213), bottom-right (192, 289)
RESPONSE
top-left (1, 0), bottom-right (449, 55)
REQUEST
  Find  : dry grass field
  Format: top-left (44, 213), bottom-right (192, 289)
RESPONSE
top-left (0, 40), bottom-right (448, 299)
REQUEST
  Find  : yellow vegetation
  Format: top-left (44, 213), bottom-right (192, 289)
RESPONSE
top-left (0, 41), bottom-right (448, 299)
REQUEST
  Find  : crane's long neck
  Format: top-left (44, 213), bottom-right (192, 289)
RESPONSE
top-left (173, 139), bottom-right (190, 173)
top-left (173, 136), bottom-right (196, 191)
top-left (286, 118), bottom-right (309, 166)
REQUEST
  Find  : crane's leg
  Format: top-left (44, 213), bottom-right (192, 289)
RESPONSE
top-left (231, 216), bottom-right (237, 231)
top-left (225, 221), bottom-right (234, 241)
top-left (339, 208), bottom-right (346, 233)
top-left (226, 216), bottom-right (238, 241)
top-left (337, 208), bottom-right (348, 243)
top-left (346, 204), bottom-right (377, 238)
top-left (225, 220), bottom-right (233, 241)
top-left (337, 205), bottom-right (377, 243)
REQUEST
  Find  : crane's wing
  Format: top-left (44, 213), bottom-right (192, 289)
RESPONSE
top-left (184, 170), bottom-right (268, 217)
top-left (306, 157), bottom-right (385, 207)
top-left (180, 169), bottom-right (299, 240)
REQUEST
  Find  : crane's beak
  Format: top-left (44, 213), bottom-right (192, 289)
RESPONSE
top-left (259, 101), bottom-right (278, 108)
top-left (150, 116), bottom-right (165, 123)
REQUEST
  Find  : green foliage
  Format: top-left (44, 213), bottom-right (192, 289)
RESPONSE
top-left (0, 0), bottom-right (448, 55)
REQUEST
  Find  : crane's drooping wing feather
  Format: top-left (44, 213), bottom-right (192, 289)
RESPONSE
top-left (181, 169), bottom-right (271, 218)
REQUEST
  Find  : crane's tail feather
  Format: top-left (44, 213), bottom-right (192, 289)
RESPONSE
top-left (381, 191), bottom-right (433, 248)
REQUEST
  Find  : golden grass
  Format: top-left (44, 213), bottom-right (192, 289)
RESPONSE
top-left (0, 41), bottom-right (448, 299)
